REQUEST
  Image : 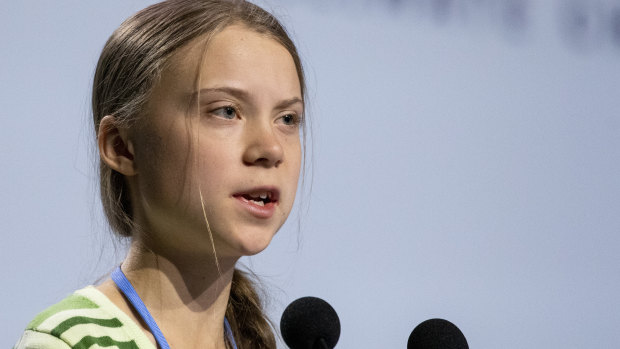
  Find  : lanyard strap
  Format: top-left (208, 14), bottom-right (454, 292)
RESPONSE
top-left (111, 266), bottom-right (237, 349)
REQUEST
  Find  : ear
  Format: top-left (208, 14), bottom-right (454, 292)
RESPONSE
top-left (98, 115), bottom-right (137, 176)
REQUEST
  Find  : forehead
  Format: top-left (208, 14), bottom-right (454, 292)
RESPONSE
top-left (160, 25), bottom-right (301, 101)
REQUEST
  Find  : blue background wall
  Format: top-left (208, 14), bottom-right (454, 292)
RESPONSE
top-left (2, 1), bottom-right (619, 347)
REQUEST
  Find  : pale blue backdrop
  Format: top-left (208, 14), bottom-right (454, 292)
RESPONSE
top-left (2, 1), bottom-right (619, 348)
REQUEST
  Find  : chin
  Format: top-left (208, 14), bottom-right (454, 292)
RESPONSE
top-left (233, 230), bottom-right (276, 257)
top-left (238, 238), bottom-right (273, 256)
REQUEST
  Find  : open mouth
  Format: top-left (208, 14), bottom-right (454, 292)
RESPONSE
top-left (233, 189), bottom-right (279, 207)
top-left (240, 192), bottom-right (272, 206)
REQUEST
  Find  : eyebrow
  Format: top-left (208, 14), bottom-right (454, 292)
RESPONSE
top-left (193, 87), bottom-right (304, 110)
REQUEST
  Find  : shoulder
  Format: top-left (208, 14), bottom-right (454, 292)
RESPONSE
top-left (14, 286), bottom-right (155, 349)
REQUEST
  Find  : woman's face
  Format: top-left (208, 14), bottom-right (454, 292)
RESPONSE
top-left (128, 25), bottom-right (303, 259)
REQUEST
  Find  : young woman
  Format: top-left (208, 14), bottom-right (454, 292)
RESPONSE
top-left (15, 1), bottom-right (306, 348)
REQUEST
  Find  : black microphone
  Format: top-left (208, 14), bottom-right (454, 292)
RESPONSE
top-left (407, 318), bottom-right (468, 349)
top-left (280, 296), bottom-right (341, 349)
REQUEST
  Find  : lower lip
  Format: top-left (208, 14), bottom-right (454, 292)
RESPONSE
top-left (233, 196), bottom-right (277, 219)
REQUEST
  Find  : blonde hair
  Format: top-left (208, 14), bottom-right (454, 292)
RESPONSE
top-left (93, 1), bottom-right (306, 347)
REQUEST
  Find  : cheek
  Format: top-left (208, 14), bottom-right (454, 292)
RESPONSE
top-left (288, 139), bottom-right (302, 179)
top-left (190, 140), bottom-right (241, 197)
top-left (134, 126), bottom-right (195, 203)
top-left (196, 136), bottom-right (237, 172)
top-left (284, 140), bottom-right (302, 202)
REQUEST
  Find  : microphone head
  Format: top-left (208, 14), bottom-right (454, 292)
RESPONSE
top-left (280, 296), bottom-right (341, 349)
top-left (407, 318), bottom-right (468, 349)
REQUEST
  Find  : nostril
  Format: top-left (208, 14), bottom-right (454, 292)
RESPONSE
top-left (254, 157), bottom-right (281, 168)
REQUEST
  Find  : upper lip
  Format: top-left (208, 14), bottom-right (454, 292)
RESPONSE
top-left (232, 186), bottom-right (280, 202)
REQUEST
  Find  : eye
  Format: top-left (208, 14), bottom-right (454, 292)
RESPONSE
top-left (212, 106), bottom-right (237, 119)
top-left (278, 113), bottom-right (300, 126)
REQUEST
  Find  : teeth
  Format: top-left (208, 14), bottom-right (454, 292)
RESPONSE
top-left (240, 191), bottom-right (272, 204)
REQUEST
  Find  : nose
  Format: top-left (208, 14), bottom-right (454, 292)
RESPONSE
top-left (242, 123), bottom-right (284, 168)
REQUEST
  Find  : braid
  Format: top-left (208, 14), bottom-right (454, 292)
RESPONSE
top-left (226, 269), bottom-right (276, 348)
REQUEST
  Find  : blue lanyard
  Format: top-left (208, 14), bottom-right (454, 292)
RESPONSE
top-left (111, 266), bottom-right (238, 349)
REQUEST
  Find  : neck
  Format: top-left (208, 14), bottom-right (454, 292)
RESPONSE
top-left (120, 239), bottom-right (239, 348)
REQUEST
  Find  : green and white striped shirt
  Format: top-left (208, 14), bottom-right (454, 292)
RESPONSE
top-left (14, 286), bottom-right (155, 349)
